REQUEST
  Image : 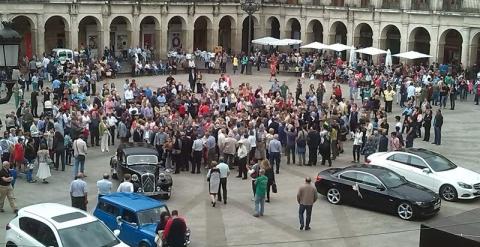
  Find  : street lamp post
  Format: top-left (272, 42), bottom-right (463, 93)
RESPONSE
top-left (0, 21), bottom-right (21, 104)
top-left (241, 0), bottom-right (260, 75)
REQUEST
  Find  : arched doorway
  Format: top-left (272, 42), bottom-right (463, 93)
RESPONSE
top-left (219, 16), bottom-right (235, 54)
top-left (354, 23), bottom-right (373, 48)
top-left (44, 16), bottom-right (69, 53)
top-left (78, 16), bottom-right (101, 59)
top-left (11, 16), bottom-right (35, 59)
top-left (266, 17), bottom-right (280, 39)
top-left (306, 20), bottom-right (323, 43)
top-left (287, 18), bottom-right (301, 40)
top-left (109, 16), bottom-right (132, 58)
top-left (439, 29), bottom-right (462, 64)
top-left (167, 16), bottom-right (186, 52)
top-left (241, 16), bottom-right (257, 53)
top-left (381, 25), bottom-right (401, 63)
top-left (408, 27), bottom-right (431, 64)
top-left (194, 16), bottom-right (212, 51)
top-left (470, 33), bottom-right (480, 66)
top-left (329, 21), bottom-right (347, 44)
top-left (139, 16), bottom-right (158, 55)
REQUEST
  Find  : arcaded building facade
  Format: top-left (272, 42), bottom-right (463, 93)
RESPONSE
top-left (1, 0), bottom-right (480, 66)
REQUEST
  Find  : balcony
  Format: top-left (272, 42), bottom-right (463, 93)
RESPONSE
top-left (382, 0), bottom-right (401, 9)
top-left (411, 0), bottom-right (429, 10)
top-left (330, 0), bottom-right (344, 7)
top-left (360, 0), bottom-right (370, 8)
top-left (443, 0), bottom-right (463, 11)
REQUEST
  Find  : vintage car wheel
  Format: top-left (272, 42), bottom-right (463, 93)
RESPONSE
top-left (138, 241), bottom-right (149, 247)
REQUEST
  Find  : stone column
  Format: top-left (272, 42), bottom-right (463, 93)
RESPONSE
top-left (430, 25), bottom-right (439, 64)
top-left (185, 27), bottom-right (194, 53)
top-left (372, 22), bottom-right (381, 49)
top-left (400, 24), bottom-right (408, 53)
top-left (231, 28), bottom-right (239, 54)
top-left (69, 15), bottom-right (78, 50)
top-left (35, 28), bottom-right (45, 57)
top-left (103, 16), bottom-right (110, 51)
top-left (461, 28), bottom-right (471, 67)
top-left (131, 17), bottom-right (140, 49)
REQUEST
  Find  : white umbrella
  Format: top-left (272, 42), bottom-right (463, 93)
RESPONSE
top-left (300, 42), bottom-right (329, 50)
top-left (393, 51), bottom-right (432, 59)
top-left (252, 37), bottom-right (280, 46)
top-left (355, 47), bottom-right (387, 56)
top-left (271, 39), bottom-right (303, 46)
top-left (326, 43), bottom-right (353, 52)
top-left (349, 46), bottom-right (356, 66)
top-left (385, 49), bottom-right (392, 67)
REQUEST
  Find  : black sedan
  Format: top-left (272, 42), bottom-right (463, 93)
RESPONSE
top-left (315, 165), bottom-right (441, 220)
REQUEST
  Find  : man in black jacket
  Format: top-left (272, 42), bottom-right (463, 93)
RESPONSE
top-left (89, 113), bottom-right (100, 146)
top-left (307, 127), bottom-right (320, 166)
top-left (433, 109), bottom-right (443, 145)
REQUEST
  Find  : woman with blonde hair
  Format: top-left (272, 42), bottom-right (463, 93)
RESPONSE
top-left (260, 159), bottom-right (275, 202)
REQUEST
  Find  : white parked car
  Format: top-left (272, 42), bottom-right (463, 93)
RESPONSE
top-left (368, 148), bottom-right (480, 202)
top-left (5, 203), bottom-right (128, 247)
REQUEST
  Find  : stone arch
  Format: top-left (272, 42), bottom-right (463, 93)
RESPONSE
top-left (306, 19), bottom-right (323, 43)
top-left (138, 16), bottom-right (159, 54)
top-left (353, 23), bottom-right (373, 48)
top-left (329, 21), bottom-right (347, 44)
top-left (438, 28), bottom-right (463, 64)
top-left (44, 15), bottom-right (70, 53)
top-left (408, 27), bottom-right (431, 63)
top-left (218, 15), bottom-right (236, 53)
top-left (241, 15), bottom-right (259, 53)
top-left (10, 15), bottom-right (36, 58)
top-left (285, 18), bottom-right (301, 40)
top-left (78, 15), bottom-right (102, 59)
top-left (266, 16), bottom-right (281, 39)
top-left (469, 31), bottom-right (480, 66)
top-left (109, 16), bottom-right (132, 58)
top-left (167, 15), bottom-right (187, 52)
top-left (194, 16), bottom-right (213, 51)
top-left (380, 24), bottom-right (401, 63)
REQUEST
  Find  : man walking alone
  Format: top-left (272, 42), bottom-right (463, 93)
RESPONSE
top-left (216, 158), bottom-right (230, 204)
top-left (297, 177), bottom-right (318, 230)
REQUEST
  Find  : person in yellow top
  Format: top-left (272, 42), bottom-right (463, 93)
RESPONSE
top-left (384, 85), bottom-right (396, 113)
top-left (232, 55), bottom-right (239, 75)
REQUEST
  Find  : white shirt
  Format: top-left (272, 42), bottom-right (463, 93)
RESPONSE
top-left (107, 116), bottom-right (117, 127)
top-left (124, 89), bottom-right (134, 100)
top-left (117, 181), bottom-right (134, 193)
top-left (216, 162), bottom-right (230, 178)
top-left (210, 81), bottom-right (219, 92)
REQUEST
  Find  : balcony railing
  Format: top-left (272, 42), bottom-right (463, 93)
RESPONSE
top-left (382, 0), bottom-right (401, 9)
top-left (443, 0), bottom-right (463, 11)
top-left (330, 0), bottom-right (344, 7)
top-left (411, 0), bottom-right (429, 10)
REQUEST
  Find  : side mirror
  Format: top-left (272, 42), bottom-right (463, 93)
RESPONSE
top-left (376, 185), bottom-right (386, 191)
top-left (113, 229), bottom-right (120, 237)
top-left (422, 168), bottom-right (431, 174)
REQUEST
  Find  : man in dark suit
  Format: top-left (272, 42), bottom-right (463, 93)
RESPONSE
top-left (188, 68), bottom-right (197, 92)
top-left (307, 127), bottom-right (320, 166)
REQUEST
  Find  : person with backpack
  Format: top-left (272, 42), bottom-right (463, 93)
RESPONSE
top-left (296, 126), bottom-right (307, 166)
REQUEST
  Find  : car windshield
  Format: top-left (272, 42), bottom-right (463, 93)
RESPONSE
top-left (127, 155), bottom-right (158, 165)
top-left (137, 206), bottom-right (169, 225)
top-left (376, 170), bottom-right (407, 188)
top-left (58, 221), bottom-right (120, 247)
top-left (424, 155), bottom-right (457, 172)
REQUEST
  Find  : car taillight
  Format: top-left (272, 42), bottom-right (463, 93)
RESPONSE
top-left (6, 223), bottom-right (10, 231)
top-left (316, 175), bottom-right (322, 182)
top-left (365, 159), bottom-right (371, 164)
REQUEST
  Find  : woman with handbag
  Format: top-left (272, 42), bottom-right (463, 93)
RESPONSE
top-left (206, 162), bottom-right (221, 207)
top-left (36, 143), bottom-right (51, 184)
top-left (261, 160), bottom-right (275, 203)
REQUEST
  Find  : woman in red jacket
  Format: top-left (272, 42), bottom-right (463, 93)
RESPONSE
top-left (12, 138), bottom-right (25, 171)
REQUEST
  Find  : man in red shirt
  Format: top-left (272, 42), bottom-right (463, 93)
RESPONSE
top-left (162, 210), bottom-right (187, 247)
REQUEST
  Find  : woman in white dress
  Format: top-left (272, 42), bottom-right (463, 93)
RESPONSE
top-left (207, 161), bottom-right (221, 207)
top-left (36, 143), bottom-right (51, 184)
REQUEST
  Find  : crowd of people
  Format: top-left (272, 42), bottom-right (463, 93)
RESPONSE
top-left (0, 47), bottom-right (478, 239)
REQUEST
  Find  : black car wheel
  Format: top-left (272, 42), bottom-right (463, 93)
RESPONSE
top-left (326, 188), bottom-right (342, 204)
top-left (6, 242), bottom-right (17, 247)
top-left (397, 202), bottom-right (414, 220)
top-left (138, 241), bottom-right (149, 247)
top-left (440, 184), bottom-right (457, 201)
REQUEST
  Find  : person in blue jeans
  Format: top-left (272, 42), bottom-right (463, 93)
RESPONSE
top-left (253, 169), bottom-right (267, 217)
top-left (268, 135), bottom-right (282, 174)
top-left (73, 137), bottom-right (88, 177)
top-left (297, 177), bottom-right (318, 231)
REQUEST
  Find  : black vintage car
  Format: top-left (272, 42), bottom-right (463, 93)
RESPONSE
top-left (110, 143), bottom-right (173, 199)
top-left (315, 164), bottom-right (441, 220)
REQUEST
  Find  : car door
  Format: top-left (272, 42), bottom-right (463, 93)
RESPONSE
top-left (355, 172), bottom-right (396, 212)
top-left (386, 154), bottom-right (417, 182)
top-left (119, 209), bottom-right (142, 246)
top-left (19, 217), bottom-right (60, 247)
top-left (94, 201), bottom-right (120, 231)
top-left (336, 171), bottom-right (362, 204)
top-left (407, 155), bottom-right (436, 191)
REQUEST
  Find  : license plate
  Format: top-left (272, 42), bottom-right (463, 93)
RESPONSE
top-left (434, 203), bottom-right (440, 210)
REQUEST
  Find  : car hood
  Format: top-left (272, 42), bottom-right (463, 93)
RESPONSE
top-left (391, 182), bottom-right (438, 202)
top-left (435, 167), bottom-right (480, 185)
top-left (140, 223), bottom-right (157, 238)
top-left (128, 164), bottom-right (157, 175)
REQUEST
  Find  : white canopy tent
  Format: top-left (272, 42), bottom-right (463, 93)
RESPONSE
top-left (271, 38), bottom-right (303, 46)
top-left (326, 43), bottom-right (353, 52)
top-left (251, 37), bottom-right (280, 45)
top-left (393, 51), bottom-right (432, 59)
top-left (349, 46), bottom-right (356, 66)
top-left (300, 42), bottom-right (329, 50)
top-left (355, 47), bottom-right (387, 56)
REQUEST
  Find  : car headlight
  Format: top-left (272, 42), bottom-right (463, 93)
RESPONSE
top-left (415, 201), bottom-right (428, 206)
top-left (458, 182), bottom-right (473, 189)
top-left (138, 188), bottom-right (142, 192)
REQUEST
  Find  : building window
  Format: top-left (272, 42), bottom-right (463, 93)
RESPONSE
top-left (331, 0), bottom-right (345, 7)
top-left (382, 0), bottom-right (401, 9)
top-left (443, 0), bottom-right (462, 11)
top-left (411, 0), bottom-right (429, 10)
top-left (361, 0), bottom-right (370, 8)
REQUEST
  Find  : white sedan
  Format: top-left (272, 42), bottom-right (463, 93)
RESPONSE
top-left (368, 148), bottom-right (480, 201)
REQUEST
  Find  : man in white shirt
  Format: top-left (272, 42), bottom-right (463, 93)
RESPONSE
top-left (210, 80), bottom-right (219, 92)
top-left (117, 173), bottom-right (134, 192)
top-left (124, 88), bottom-right (134, 102)
top-left (216, 158), bottom-right (230, 204)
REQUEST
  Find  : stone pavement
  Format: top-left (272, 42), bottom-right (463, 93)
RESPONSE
top-left (0, 69), bottom-right (479, 247)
